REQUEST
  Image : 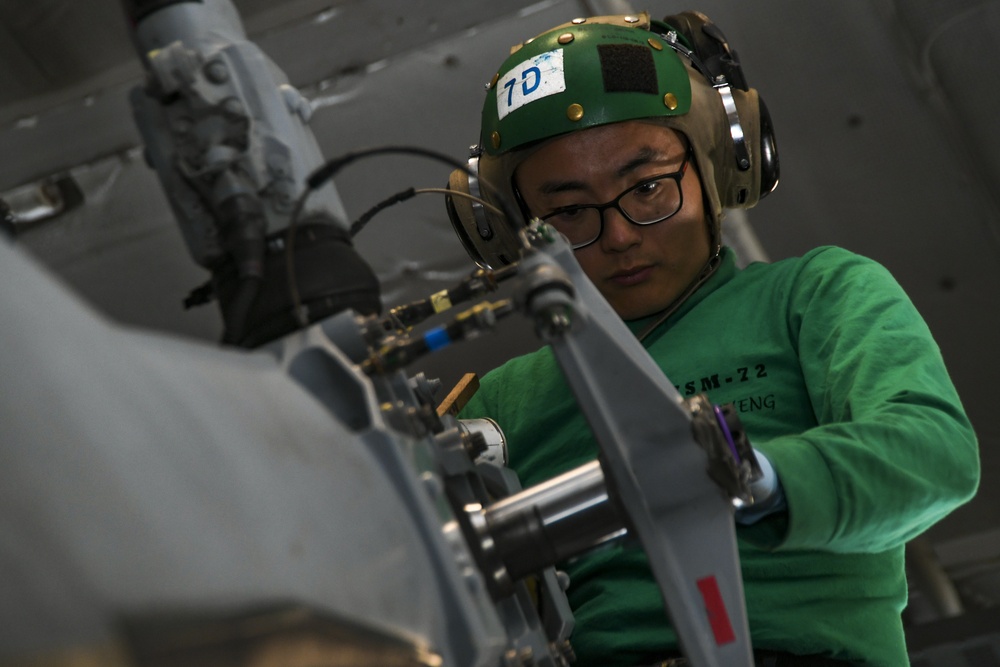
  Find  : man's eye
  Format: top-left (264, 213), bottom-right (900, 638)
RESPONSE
top-left (633, 180), bottom-right (662, 197)
top-left (548, 207), bottom-right (586, 223)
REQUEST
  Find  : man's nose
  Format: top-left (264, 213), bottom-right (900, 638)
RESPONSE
top-left (600, 206), bottom-right (642, 252)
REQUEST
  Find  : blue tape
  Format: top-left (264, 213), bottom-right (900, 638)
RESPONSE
top-left (424, 326), bottom-right (452, 351)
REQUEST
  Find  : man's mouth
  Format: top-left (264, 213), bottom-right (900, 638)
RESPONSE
top-left (609, 265), bottom-right (654, 286)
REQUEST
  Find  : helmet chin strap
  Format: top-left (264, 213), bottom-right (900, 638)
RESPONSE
top-left (635, 237), bottom-right (723, 343)
top-left (635, 194), bottom-right (724, 342)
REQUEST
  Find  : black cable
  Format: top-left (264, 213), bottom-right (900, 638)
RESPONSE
top-left (350, 187), bottom-right (416, 237)
top-left (350, 187), bottom-right (505, 238)
top-left (306, 145), bottom-right (522, 229)
top-left (285, 144), bottom-right (524, 328)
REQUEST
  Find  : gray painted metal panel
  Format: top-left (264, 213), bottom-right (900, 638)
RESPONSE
top-left (0, 239), bottom-right (503, 664)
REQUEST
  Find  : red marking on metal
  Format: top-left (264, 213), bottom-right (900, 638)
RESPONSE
top-left (697, 576), bottom-right (736, 645)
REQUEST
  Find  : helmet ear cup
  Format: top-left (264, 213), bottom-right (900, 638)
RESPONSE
top-left (758, 96), bottom-right (779, 198)
top-left (446, 166), bottom-right (489, 268)
top-left (662, 11), bottom-right (779, 201)
top-left (445, 158), bottom-right (523, 269)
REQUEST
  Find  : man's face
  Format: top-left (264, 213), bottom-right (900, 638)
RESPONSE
top-left (514, 121), bottom-right (711, 320)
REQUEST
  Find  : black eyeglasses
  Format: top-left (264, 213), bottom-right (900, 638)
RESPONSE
top-left (538, 145), bottom-right (693, 250)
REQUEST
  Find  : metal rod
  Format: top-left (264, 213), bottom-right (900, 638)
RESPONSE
top-left (483, 460), bottom-right (626, 580)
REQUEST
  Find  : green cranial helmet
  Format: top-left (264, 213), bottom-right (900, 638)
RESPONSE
top-left (481, 17), bottom-right (693, 156)
top-left (447, 11), bottom-right (777, 269)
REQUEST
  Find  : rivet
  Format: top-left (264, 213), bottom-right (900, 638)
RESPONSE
top-left (648, 38), bottom-right (663, 51)
top-left (566, 104), bottom-right (584, 121)
top-left (489, 72), bottom-right (499, 89)
top-left (572, 17), bottom-right (587, 24)
top-left (558, 32), bottom-right (574, 45)
top-left (491, 131), bottom-right (501, 149)
top-left (663, 93), bottom-right (678, 110)
top-left (624, 15), bottom-right (640, 23)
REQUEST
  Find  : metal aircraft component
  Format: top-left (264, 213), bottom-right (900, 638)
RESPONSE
top-left (127, 0), bottom-right (348, 266)
top-left (127, 0), bottom-right (381, 347)
top-left (0, 239), bottom-right (501, 667)
top-left (460, 418), bottom-right (509, 467)
top-left (477, 460), bottom-right (626, 583)
top-left (512, 222), bottom-right (756, 667)
top-left (120, 604), bottom-right (445, 667)
top-left (276, 308), bottom-right (579, 667)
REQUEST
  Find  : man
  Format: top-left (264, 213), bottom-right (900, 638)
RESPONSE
top-left (450, 11), bottom-right (979, 667)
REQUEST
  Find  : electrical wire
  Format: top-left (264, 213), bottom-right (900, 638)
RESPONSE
top-left (284, 145), bottom-right (522, 329)
top-left (350, 187), bottom-right (506, 238)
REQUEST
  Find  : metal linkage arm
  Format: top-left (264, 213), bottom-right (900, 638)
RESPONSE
top-left (513, 226), bottom-right (755, 667)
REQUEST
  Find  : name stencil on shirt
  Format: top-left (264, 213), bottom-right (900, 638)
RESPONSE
top-left (497, 49), bottom-right (565, 120)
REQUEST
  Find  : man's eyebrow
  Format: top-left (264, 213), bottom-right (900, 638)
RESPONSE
top-left (615, 146), bottom-right (662, 178)
top-left (537, 178), bottom-right (589, 195)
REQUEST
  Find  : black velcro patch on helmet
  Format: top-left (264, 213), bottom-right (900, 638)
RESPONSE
top-left (598, 44), bottom-right (658, 94)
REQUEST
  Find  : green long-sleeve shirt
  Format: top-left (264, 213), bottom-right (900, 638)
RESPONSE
top-left (459, 246), bottom-right (979, 666)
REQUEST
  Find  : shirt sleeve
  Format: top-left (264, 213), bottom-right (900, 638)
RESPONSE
top-left (748, 247), bottom-right (980, 553)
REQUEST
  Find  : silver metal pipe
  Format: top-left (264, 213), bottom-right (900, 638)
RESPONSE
top-left (482, 460), bottom-right (626, 581)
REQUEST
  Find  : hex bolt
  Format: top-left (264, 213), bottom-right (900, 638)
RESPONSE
top-left (222, 97), bottom-right (244, 118)
top-left (204, 59), bottom-right (229, 84)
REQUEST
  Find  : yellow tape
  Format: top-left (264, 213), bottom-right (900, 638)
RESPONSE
top-left (430, 290), bottom-right (453, 313)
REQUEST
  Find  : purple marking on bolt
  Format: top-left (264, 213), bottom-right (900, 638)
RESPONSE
top-left (713, 404), bottom-right (741, 464)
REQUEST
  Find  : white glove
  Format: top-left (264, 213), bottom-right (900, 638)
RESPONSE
top-left (735, 451), bottom-right (786, 525)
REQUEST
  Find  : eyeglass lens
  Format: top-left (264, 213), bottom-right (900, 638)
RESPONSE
top-left (543, 173), bottom-right (684, 248)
